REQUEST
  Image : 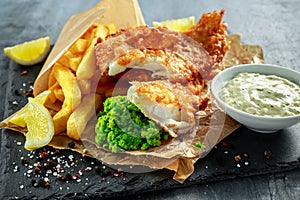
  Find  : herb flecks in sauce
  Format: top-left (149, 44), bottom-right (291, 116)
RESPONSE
top-left (219, 72), bottom-right (300, 117)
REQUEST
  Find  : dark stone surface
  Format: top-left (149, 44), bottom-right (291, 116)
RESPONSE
top-left (1, 0), bottom-right (299, 199)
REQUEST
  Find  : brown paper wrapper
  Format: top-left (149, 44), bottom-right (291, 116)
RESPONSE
top-left (33, 0), bottom-right (145, 96)
top-left (0, 0), bottom-right (264, 183)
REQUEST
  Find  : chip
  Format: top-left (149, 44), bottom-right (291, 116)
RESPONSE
top-left (52, 64), bottom-right (81, 134)
top-left (67, 94), bottom-right (102, 140)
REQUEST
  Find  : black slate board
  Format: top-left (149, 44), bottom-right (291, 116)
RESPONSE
top-left (1, 0), bottom-right (300, 199)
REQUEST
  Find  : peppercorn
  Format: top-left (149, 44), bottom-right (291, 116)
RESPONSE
top-left (20, 157), bottom-right (28, 164)
top-left (103, 169), bottom-right (111, 176)
top-left (56, 174), bottom-right (63, 181)
top-left (234, 155), bottom-right (242, 162)
top-left (264, 150), bottom-right (272, 159)
top-left (65, 173), bottom-right (73, 181)
top-left (68, 141), bottom-right (75, 148)
top-left (94, 165), bottom-right (102, 174)
top-left (34, 166), bottom-right (41, 174)
top-left (14, 89), bottom-right (21, 96)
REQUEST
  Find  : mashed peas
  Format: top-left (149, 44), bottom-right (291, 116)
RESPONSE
top-left (95, 96), bottom-right (168, 152)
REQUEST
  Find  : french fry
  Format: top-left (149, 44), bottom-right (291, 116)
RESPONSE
top-left (76, 24), bottom-right (113, 80)
top-left (48, 82), bottom-right (60, 103)
top-left (54, 88), bottom-right (65, 102)
top-left (52, 64), bottom-right (82, 134)
top-left (69, 38), bottom-right (88, 55)
top-left (48, 63), bottom-right (61, 88)
top-left (57, 51), bottom-right (75, 66)
top-left (44, 100), bottom-right (62, 113)
top-left (67, 94), bottom-right (102, 140)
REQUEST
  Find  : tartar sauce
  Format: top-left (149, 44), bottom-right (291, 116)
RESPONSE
top-left (219, 72), bottom-right (300, 117)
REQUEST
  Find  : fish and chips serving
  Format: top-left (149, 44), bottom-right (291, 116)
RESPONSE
top-left (0, 0), bottom-right (265, 182)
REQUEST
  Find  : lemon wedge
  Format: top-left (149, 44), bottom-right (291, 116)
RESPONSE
top-left (9, 90), bottom-right (54, 150)
top-left (152, 16), bottom-right (195, 32)
top-left (9, 90), bottom-right (50, 127)
top-left (4, 36), bottom-right (50, 66)
top-left (24, 98), bottom-right (54, 150)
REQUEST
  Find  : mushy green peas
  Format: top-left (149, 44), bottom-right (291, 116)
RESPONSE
top-left (219, 72), bottom-right (300, 117)
top-left (95, 96), bottom-right (169, 153)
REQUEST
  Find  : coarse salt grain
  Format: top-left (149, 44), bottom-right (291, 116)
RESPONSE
top-left (13, 166), bottom-right (19, 172)
top-left (68, 155), bottom-right (74, 161)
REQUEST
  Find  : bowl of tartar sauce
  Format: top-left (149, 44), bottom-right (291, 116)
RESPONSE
top-left (211, 64), bottom-right (300, 133)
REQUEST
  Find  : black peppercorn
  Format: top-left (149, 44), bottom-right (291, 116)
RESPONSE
top-left (20, 157), bottom-right (28, 164)
top-left (94, 165), bottom-right (102, 174)
top-left (103, 169), bottom-right (111, 176)
top-left (68, 141), bottom-right (75, 148)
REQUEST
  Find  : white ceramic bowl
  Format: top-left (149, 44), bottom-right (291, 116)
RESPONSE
top-left (211, 64), bottom-right (300, 133)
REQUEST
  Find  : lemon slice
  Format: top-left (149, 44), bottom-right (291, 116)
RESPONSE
top-left (24, 98), bottom-right (54, 150)
top-left (4, 36), bottom-right (50, 66)
top-left (152, 16), bottom-right (195, 32)
top-left (9, 90), bottom-right (50, 127)
top-left (8, 90), bottom-right (54, 150)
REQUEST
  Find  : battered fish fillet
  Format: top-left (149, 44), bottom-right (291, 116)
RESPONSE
top-left (127, 80), bottom-right (200, 137)
top-left (184, 9), bottom-right (229, 64)
top-left (95, 26), bottom-right (213, 81)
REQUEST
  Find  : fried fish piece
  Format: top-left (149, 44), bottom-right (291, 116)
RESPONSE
top-left (127, 80), bottom-right (200, 137)
top-left (184, 9), bottom-right (229, 64)
top-left (95, 26), bottom-right (213, 81)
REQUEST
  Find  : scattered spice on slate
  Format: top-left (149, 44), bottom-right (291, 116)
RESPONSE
top-left (264, 150), bottom-right (272, 159)
top-left (94, 165), bottom-right (102, 174)
top-left (21, 157), bottom-right (28, 164)
top-left (103, 168), bottom-right (112, 176)
top-left (20, 70), bottom-right (28, 75)
top-left (23, 88), bottom-right (33, 97)
top-left (234, 155), bottom-right (242, 162)
top-left (13, 145), bottom-right (127, 192)
top-left (222, 141), bottom-right (228, 147)
top-left (14, 89), bottom-right (21, 96)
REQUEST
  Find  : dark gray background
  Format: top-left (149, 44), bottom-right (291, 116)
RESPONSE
top-left (0, 0), bottom-right (299, 199)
